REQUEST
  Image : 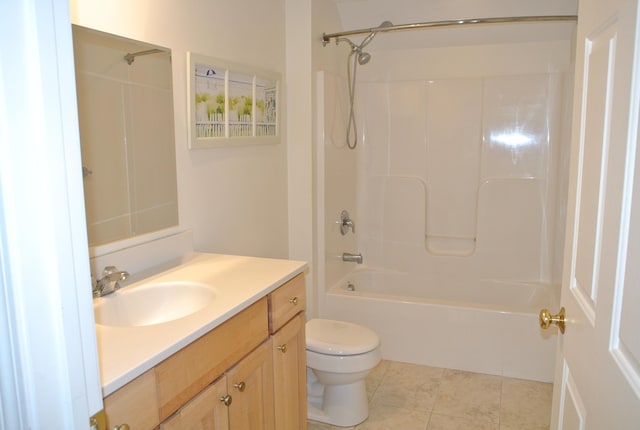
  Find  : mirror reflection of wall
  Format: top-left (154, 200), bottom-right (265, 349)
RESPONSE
top-left (72, 25), bottom-right (179, 248)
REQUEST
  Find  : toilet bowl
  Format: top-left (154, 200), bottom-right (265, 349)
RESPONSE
top-left (306, 319), bottom-right (381, 427)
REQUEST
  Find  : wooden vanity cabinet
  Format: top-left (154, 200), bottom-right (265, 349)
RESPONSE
top-left (268, 274), bottom-right (307, 430)
top-left (160, 340), bottom-right (274, 430)
top-left (155, 298), bottom-right (269, 420)
top-left (102, 273), bottom-right (307, 430)
top-left (103, 298), bottom-right (269, 430)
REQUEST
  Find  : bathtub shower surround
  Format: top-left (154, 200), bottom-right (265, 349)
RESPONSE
top-left (320, 37), bottom-right (573, 382)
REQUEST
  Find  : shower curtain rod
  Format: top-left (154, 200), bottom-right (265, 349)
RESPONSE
top-left (322, 15), bottom-right (578, 45)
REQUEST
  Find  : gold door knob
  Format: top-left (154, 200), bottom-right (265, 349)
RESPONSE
top-left (233, 381), bottom-right (246, 392)
top-left (277, 344), bottom-right (288, 353)
top-left (539, 307), bottom-right (566, 334)
top-left (289, 297), bottom-right (298, 305)
top-left (220, 394), bottom-right (233, 406)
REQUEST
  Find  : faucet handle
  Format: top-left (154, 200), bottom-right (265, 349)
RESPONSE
top-left (92, 266), bottom-right (130, 297)
top-left (101, 266), bottom-right (129, 280)
top-left (102, 266), bottom-right (118, 276)
top-left (338, 210), bottom-right (356, 235)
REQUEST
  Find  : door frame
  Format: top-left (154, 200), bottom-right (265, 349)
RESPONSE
top-left (0, 0), bottom-right (102, 427)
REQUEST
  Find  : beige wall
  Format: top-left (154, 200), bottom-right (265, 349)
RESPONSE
top-left (70, 0), bottom-right (289, 259)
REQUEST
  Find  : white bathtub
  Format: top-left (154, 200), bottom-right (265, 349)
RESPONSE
top-left (323, 269), bottom-right (557, 382)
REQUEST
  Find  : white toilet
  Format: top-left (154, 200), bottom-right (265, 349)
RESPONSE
top-left (305, 319), bottom-right (381, 427)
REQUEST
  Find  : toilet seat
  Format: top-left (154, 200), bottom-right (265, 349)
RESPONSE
top-left (306, 319), bottom-right (379, 355)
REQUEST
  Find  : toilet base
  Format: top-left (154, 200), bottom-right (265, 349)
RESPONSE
top-left (307, 378), bottom-right (369, 427)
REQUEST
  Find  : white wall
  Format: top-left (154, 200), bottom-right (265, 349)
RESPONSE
top-left (336, 0), bottom-right (578, 33)
top-left (71, 0), bottom-right (289, 260)
top-left (285, 0), bottom-right (315, 314)
top-left (311, 0), bottom-right (356, 314)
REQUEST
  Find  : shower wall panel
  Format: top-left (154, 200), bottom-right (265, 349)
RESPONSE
top-left (426, 79), bottom-right (482, 255)
top-left (481, 75), bottom-right (551, 179)
top-left (352, 41), bottom-right (571, 287)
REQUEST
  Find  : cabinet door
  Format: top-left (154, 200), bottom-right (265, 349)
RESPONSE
top-left (104, 369), bottom-right (160, 430)
top-left (160, 376), bottom-right (229, 430)
top-left (226, 339), bottom-right (275, 430)
top-left (272, 312), bottom-right (307, 430)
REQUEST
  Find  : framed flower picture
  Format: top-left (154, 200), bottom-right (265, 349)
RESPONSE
top-left (187, 52), bottom-right (280, 148)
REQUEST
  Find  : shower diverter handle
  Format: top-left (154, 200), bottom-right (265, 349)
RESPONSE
top-left (337, 210), bottom-right (355, 235)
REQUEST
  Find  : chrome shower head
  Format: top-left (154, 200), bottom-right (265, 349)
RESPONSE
top-left (337, 20), bottom-right (394, 66)
top-left (337, 37), bottom-right (372, 64)
top-left (357, 51), bottom-right (371, 65)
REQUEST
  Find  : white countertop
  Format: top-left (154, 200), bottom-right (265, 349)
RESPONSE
top-left (94, 252), bottom-right (307, 397)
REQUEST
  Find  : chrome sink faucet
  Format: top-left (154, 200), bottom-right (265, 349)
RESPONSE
top-left (92, 266), bottom-right (130, 298)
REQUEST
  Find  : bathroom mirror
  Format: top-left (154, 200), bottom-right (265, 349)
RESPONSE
top-left (72, 25), bottom-right (179, 248)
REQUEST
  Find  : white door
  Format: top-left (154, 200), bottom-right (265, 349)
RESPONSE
top-left (0, 0), bottom-right (103, 427)
top-left (550, 0), bottom-right (640, 428)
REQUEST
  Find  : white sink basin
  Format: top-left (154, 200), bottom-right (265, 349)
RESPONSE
top-left (94, 281), bottom-right (217, 327)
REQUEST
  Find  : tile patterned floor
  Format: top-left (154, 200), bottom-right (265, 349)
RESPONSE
top-left (308, 360), bottom-right (553, 430)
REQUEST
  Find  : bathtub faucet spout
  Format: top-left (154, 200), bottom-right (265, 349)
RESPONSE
top-left (342, 252), bottom-right (363, 264)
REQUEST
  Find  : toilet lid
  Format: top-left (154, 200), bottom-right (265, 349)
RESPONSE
top-left (306, 319), bottom-right (379, 356)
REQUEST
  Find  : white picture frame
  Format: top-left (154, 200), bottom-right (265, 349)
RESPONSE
top-left (187, 52), bottom-right (280, 148)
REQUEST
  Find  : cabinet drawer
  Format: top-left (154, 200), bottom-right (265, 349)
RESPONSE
top-left (155, 297), bottom-right (269, 420)
top-left (268, 274), bottom-right (305, 333)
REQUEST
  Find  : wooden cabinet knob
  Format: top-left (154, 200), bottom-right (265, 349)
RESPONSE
top-left (277, 344), bottom-right (288, 353)
top-left (220, 394), bottom-right (233, 406)
top-left (233, 381), bottom-right (246, 392)
top-left (289, 297), bottom-right (298, 305)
